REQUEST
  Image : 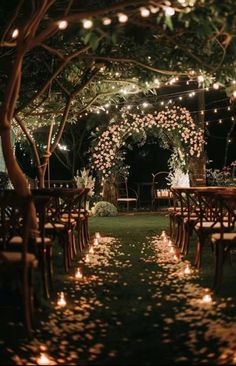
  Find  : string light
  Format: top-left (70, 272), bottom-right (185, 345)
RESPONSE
top-left (140, 7), bottom-right (150, 17)
top-left (164, 6), bottom-right (175, 16)
top-left (12, 28), bottom-right (19, 38)
top-left (82, 19), bottom-right (93, 29)
top-left (213, 82), bottom-right (220, 90)
top-left (58, 20), bottom-right (68, 30)
top-left (117, 13), bottom-right (128, 23)
top-left (102, 17), bottom-right (112, 25)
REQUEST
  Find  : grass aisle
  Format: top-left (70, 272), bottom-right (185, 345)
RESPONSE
top-left (1, 214), bottom-right (236, 365)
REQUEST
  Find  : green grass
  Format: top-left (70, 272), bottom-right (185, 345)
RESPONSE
top-left (1, 213), bottom-right (236, 365)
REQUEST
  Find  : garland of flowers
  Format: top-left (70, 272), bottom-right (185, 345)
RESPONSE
top-left (90, 105), bottom-right (205, 179)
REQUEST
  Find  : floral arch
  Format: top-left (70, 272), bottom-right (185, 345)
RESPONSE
top-left (90, 105), bottom-right (205, 186)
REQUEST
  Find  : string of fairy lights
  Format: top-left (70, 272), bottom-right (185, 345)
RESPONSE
top-left (10, 0), bottom-right (236, 165)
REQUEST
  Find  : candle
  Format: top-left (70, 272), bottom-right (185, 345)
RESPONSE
top-left (57, 292), bottom-right (66, 307)
top-left (169, 246), bottom-right (175, 254)
top-left (37, 353), bottom-right (53, 365)
top-left (89, 246), bottom-right (94, 254)
top-left (94, 238), bottom-right (99, 246)
top-left (75, 268), bottom-right (83, 279)
top-left (202, 294), bottom-right (212, 304)
top-left (183, 264), bottom-right (191, 274)
top-left (173, 254), bottom-right (178, 261)
top-left (85, 254), bottom-right (90, 263)
top-left (95, 232), bottom-right (101, 240)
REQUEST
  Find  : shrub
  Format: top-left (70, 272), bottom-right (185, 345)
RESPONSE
top-left (91, 201), bottom-right (118, 217)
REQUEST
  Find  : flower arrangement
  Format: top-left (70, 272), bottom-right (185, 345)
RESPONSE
top-left (90, 105), bottom-right (204, 180)
top-left (91, 201), bottom-right (118, 216)
top-left (206, 163), bottom-right (236, 186)
top-left (74, 168), bottom-right (95, 196)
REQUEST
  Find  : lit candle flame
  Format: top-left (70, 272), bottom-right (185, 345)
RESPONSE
top-left (37, 353), bottom-right (52, 365)
top-left (170, 246), bottom-right (175, 254)
top-left (57, 292), bottom-right (66, 307)
top-left (85, 254), bottom-right (90, 263)
top-left (89, 246), bottom-right (94, 254)
top-left (202, 294), bottom-right (212, 304)
top-left (95, 232), bottom-right (101, 240)
top-left (75, 268), bottom-right (83, 279)
top-left (183, 265), bottom-right (191, 274)
top-left (94, 238), bottom-right (99, 246)
top-left (173, 254), bottom-right (178, 261)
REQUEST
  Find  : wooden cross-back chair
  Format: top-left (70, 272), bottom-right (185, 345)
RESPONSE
top-left (0, 190), bottom-right (38, 335)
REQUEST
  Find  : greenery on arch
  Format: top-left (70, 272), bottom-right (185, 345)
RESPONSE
top-left (90, 105), bottom-right (205, 180)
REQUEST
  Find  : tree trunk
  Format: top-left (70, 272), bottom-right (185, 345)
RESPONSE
top-left (1, 129), bottom-right (38, 232)
top-left (102, 175), bottom-right (118, 205)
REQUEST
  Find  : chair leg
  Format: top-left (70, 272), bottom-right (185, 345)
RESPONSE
top-left (213, 241), bottom-right (225, 292)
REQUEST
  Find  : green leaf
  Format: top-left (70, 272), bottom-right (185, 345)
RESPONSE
top-left (165, 16), bottom-right (174, 31)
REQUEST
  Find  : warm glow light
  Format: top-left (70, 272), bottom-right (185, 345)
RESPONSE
top-left (233, 90), bottom-right (236, 98)
top-left (89, 246), bottom-right (94, 254)
top-left (85, 254), bottom-right (90, 263)
top-left (183, 264), bottom-right (191, 274)
top-left (12, 28), bottom-right (19, 39)
top-left (160, 230), bottom-right (166, 240)
top-left (164, 6), bottom-right (175, 16)
top-left (213, 82), bottom-right (219, 89)
top-left (102, 17), bottom-right (112, 25)
top-left (57, 292), bottom-right (66, 307)
top-left (202, 294), bottom-right (212, 303)
top-left (140, 7), bottom-right (150, 17)
top-left (118, 13), bottom-right (128, 23)
top-left (37, 353), bottom-right (51, 365)
top-left (75, 268), bottom-right (83, 280)
top-left (173, 254), bottom-right (179, 261)
top-left (168, 240), bottom-right (172, 247)
top-left (58, 20), bottom-right (68, 30)
top-left (82, 19), bottom-right (93, 29)
top-left (170, 246), bottom-right (175, 254)
top-left (143, 102), bottom-right (148, 108)
top-left (94, 238), bottom-right (99, 246)
top-left (197, 75), bottom-right (205, 83)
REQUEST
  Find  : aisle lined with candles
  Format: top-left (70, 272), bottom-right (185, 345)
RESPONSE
top-left (1, 215), bottom-right (236, 365)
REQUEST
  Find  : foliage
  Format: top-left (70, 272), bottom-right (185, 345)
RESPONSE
top-left (206, 162), bottom-right (236, 186)
top-left (74, 168), bottom-right (95, 196)
top-left (90, 105), bottom-right (204, 179)
top-left (91, 201), bottom-right (118, 216)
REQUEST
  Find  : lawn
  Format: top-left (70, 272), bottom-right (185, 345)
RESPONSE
top-left (0, 213), bottom-right (236, 365)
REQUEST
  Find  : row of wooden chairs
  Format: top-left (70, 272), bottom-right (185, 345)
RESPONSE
top-left (0, 187), bottom-right (90, 334)
top-left (169, 186), bottom-right (236, 292)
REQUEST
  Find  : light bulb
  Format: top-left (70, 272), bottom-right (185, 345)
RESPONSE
top-left (12, 28), bottom-right (19, 39)
top-left (82, 19), bottom-right (93, 29)
top-left (58, 20), bottom-right (68, 30)
top-left (118, 13), bottom-right (128, 23)
top-left (164, 6), bottom-right (175, 16)
top-left (102, 17), bottom-right (112, 25)
top-left (140, 7), bottom-right (150, 17)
